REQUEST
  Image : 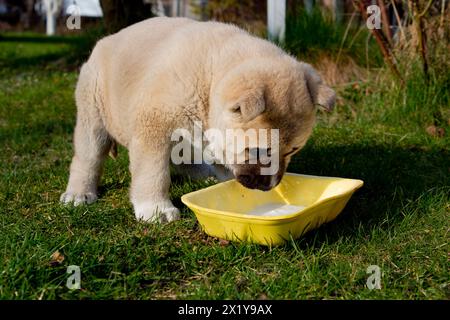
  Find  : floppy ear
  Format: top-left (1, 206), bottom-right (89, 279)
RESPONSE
top-left (303, 64), bottom-right (336, 112)
top-left (230, 87), bottom-right (265, 122)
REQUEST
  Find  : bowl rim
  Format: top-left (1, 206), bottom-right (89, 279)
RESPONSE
top-left (181, 173), bottom-right (364, 222)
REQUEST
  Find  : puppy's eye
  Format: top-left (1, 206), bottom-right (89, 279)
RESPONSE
top-left (231, 104), bottom-right (241, 114)
top-left (244, 148), bottom-right (271, 163)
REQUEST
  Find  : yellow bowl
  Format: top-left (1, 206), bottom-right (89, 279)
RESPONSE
top-left (181, 173), bottom-right (364, 246)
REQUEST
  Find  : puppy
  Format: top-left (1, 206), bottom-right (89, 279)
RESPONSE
top-left (61, 17), bottom-right (335, 223)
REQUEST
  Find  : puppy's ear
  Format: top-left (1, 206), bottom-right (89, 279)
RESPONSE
top-left (230, 87), bottom-right (265, 122)
top-left (303, 64), bottom-right (336, 112)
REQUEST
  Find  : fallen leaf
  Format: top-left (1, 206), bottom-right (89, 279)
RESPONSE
top-left (219, 239), bottom-right (230, 246)
top-left (426, 125), bottom-right (445, 138)
top-left (258, 293), bottom-right (268, 300)
top-left (50, 250), bottom-right (65, 266)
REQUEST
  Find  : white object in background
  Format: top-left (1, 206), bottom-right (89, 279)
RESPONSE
top-left (267, 0), bottom-right (286, 43)
top-left (63, 0), bottom-right (103, 17)
top-left (172, 0), bottom-right (180, 17)
top-left (152, 0), bottom-right (166, 17)
top-left (66, 3), bottom-right (81, 30)
top-left (44, 0), bottom-right (62, 36)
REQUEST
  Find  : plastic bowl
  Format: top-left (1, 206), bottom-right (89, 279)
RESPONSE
top-left (181, 173), bottom-right (363, 246)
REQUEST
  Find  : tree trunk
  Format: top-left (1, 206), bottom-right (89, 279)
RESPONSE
top-left (99, 0), bottom-right (153, 34)
top-left (23, 0), bottom-right (38, 29)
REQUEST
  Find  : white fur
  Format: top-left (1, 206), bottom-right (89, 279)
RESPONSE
top-left (133, 200), bottom-right (180, 223)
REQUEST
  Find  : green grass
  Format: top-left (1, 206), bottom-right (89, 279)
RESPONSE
top-left (0, 33), bottom-right (449, 300)
top-left (284, 8), bottom-right (383, 66)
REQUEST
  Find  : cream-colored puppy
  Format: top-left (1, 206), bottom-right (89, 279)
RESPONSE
top-left (61, 17), bottom-right (335, 223)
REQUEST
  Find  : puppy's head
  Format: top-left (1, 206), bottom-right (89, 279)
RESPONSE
top-left (208, 58), bottom-right (335, 191)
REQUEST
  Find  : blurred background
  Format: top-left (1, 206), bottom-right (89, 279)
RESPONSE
top-left (0, 0), bottom-right (448, 87)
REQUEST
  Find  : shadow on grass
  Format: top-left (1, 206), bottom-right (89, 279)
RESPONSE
top-left (285, 143), bottom-right (449, 248)
top-left (0, 34), bottom-right (83, 44)
top-left (0, 32), bottom-right (103, 71)
top-left (86, 142), bottom-right (448, 248)
top-left (1, 51), bottom-right (73, 70)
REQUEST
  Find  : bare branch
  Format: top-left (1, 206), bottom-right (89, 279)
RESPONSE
top-left (353, 0), bottom-right (405, 85)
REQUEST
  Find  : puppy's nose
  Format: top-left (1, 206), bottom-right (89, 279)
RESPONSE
top-left (237, 174), bottom-right (255, 188)
top-left (237, 174), bottom-right (272, 191)
top-left (256, 175), bottom-right (273, 191)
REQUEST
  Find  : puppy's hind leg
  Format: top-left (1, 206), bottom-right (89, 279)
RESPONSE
top-left (61, 64), bottom-right (111, 206)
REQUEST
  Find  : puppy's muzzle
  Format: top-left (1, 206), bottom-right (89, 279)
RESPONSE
top-left (236, 170), bottom-right (283, 191)
top-left (236, 174), bottom-right (273, 191)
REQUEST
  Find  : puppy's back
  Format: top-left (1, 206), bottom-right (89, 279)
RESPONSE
top-left (80, 18), bottom-right (285, 145)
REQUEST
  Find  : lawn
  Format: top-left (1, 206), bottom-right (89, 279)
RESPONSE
top-left (0, 33), bottom-right (448, 300)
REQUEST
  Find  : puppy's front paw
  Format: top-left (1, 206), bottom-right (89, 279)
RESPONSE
top-left (60, 191), bottom-right (98, 206)
top-left (133, 201), bottom-right (180, 223)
